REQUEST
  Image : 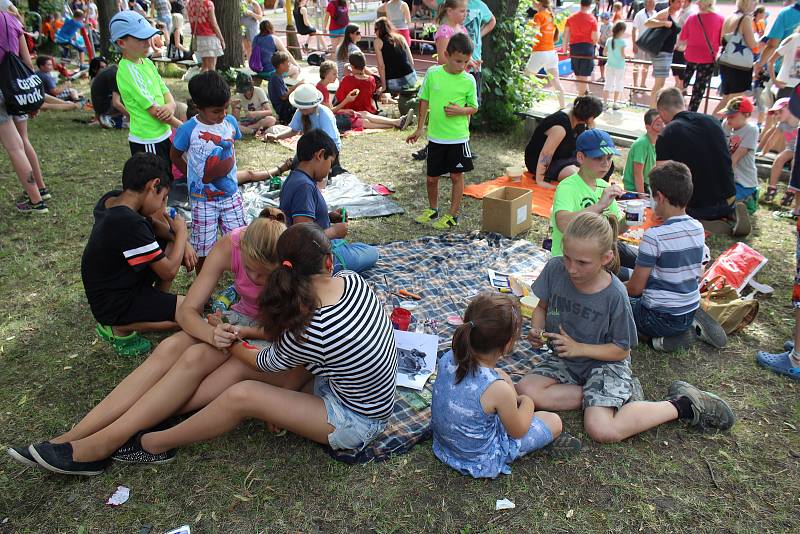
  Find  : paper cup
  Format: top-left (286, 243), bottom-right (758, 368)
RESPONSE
top-left (506, 166), bottom-right (524, 182)
top-left (625, 200), bottom-right (645, 225)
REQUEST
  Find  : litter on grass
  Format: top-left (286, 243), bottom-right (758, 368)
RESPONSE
top-left (106, 485), bottom-right (130, 506)
top-left (495, 498), bottom-right (515, 510)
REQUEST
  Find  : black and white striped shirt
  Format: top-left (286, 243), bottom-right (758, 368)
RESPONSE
top-left (256, 271), bottom-right (397, 420)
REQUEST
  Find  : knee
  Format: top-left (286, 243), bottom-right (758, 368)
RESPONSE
top-left (537, 411), bottom-right (563, 437)
top-left (426, 176), bottom-right (438, 186)
top-left (150, 332), bottom-right (192, 364)
top-left (178, 343), bottom-right (225, 373)
top-left (222, 380), bottom-right (260, 409)
top-left (585, 419), bottom-right (623, 443)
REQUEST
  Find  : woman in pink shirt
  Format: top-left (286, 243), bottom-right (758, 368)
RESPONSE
top-left (186, 0), bottom-right (225, 72)
top-left (679, 0), bottom-right (724, 112)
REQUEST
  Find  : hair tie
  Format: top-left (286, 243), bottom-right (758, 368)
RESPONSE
top-left (282, 260), bottom-right (293, 269)
top-left (468, 320), bottom-right (476, 328)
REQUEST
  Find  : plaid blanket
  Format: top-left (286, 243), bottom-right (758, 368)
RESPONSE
top-left (328, 231), bottom-right (551, 464)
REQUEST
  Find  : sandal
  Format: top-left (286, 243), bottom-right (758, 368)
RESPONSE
top-left (780, 191), bottom-right (795, 207)
top-left (95, 324), bottom-right (152, 357)
top-left (755, 350), bottom-right (800, 380)
top-left (763, 186), bottom-right (778, 202)
top-left (772, 209), bottom-right (800, 220)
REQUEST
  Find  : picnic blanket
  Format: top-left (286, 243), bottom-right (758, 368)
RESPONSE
top-left (240, 172), bottom-right (404, 221)
top-left (328, 231), bottom-right (551, 464)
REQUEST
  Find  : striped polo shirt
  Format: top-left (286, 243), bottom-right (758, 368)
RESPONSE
top-left (256, 271), bottom-right (398, 420)
top-left (636, 215), bottom-right (705, 315)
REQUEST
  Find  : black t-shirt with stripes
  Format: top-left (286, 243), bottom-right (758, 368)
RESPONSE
top-left (256, 271), bottom-right (397, 420)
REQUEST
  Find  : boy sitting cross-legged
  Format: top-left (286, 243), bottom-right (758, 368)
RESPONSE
top-left (625, 161), bottom-right (727, 352)
top-left (83, 153), bottom-right (193, 356)
top-left (406, 32), bottom-right (478, 230)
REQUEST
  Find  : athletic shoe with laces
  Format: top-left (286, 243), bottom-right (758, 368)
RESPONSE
top-left (692, 308), bottom-right (727, 349)
top-left (412, 145), bottom-right (428, 160)
top-left (112, 432), bottom-right (176, 464)
top-left (731, 201), bottom-right (751, 237)
top-left (414, 208), bottom-right (439, 224)
top-left (23, 187), bottom-right (51, 201)
top-left (652, 329), bottom-right (697, 352)
top-left (28, 441), bottom-right (110, 476)
top-left (666, 381), bottom-right (735, 431)
top-left (6, 445), bottom-right (39, 468)
top-left (432, 214), bottom-right (459, 230)
top-left (398, 109), bottom-right (415, 130)
top-left (541, 431), bottom-right (581, 458)
top-left (99, 114), bottom-right (116, 129)
top-left (16, 200), bottom-right (48, 214)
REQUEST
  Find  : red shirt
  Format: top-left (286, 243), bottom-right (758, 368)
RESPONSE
top-left (565, 11), bottom-right (597, 44)
top-left (187, 0), bottom-right (214, 36)
top-left (316, 81), bottom-right (331, 106)
top-left (326, 1), bottom-right (349, 31)
top-left (335, 75), bottom-right (377, 113)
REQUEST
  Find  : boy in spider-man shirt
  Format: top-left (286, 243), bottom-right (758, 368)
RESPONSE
top-left (171, 70), bottom-right (246, 272)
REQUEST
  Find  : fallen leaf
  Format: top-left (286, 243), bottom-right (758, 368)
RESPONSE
top-left (17, 394), bottom-right (27, 406)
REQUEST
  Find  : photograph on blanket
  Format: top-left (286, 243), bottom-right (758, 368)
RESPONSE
top-left (394, 330), bottom-right (438, 390)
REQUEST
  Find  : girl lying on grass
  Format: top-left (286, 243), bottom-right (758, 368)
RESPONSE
top-left (12, 223), bottom-right (398, 474)
top-left (431, 293), bottom-right (580, 479)
top-left (516, 212), bottom-right (736, 443)
top-left (7, 210), bottom-right (289, 474)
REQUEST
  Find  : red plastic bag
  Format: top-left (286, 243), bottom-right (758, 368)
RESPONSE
top-left (700, 242), bottom-right (767, 295)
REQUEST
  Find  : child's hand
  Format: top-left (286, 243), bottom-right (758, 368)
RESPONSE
top-left (330, 222), bottom-right (348, 238)
top-left (548, 326), bottom-right (582, 358)
top-left (444, 102), bottom-right (463, 116)
top-left (346, 88), bottom-right (359, 102)
top-left (406, 130), bottom-right (422, 144)
top-left (212, 322), bottom-right (240, 349)
top-left (207, 310), bottom-right (223, 327)
top-left (183, 243), bottom-right (198, 272)
top-left (600, 183), bottom-right (624, 208)
top-left (527, 327), bottom-right (548, 349)
top-left (153, 105), bottom-right (172, 121)
top-left (263, 133), bottom-right (278, 143)
top-left (329, 208), bottom-right (344, 224)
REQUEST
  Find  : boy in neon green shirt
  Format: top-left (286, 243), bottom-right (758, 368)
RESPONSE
top-left (550, 129), bottom-right (624, 257)
top-left (110, 11), bottom-right (180, 170)
top-left (407, 33), bottom-right (478, 230)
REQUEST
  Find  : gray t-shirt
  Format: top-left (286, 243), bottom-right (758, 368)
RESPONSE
top-left (531, 257), bottom-right (638, 379)
top-left (723, 122), bottom-right (759, 189)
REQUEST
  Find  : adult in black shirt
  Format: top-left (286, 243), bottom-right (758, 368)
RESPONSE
top-left (89, 58), bottom-right (126, 126)
top-left (374, 17), bottom-right (417, 93)
top-left (655, 87), bottom-right (750, 235)
top-left (524, 94), bottom-right (604, 187)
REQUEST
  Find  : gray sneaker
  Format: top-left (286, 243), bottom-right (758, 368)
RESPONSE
top-left (652, 329), bottom-right (697, 352)
top-left (667, 381), bottom-right (736, 431)
top-left (541, 431), bottom-right (582, 458)
top-left (693, 308), bottom-right (728, 349)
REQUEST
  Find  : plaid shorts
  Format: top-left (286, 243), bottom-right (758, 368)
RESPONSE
top-left (190, 193), bottom-right (247, 256)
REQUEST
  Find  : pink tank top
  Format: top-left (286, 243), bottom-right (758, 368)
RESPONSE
top-left (230, 226), bottom-right (263, 319)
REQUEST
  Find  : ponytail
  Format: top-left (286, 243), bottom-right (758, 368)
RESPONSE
top-left (605, 214), bottom-right (621, 275)
top-left (451, 293), bottom-right (522, 384)
top-left (571, 94), bottom-right (604, 122)
top-left (259, 223), bottom-right (332, 340)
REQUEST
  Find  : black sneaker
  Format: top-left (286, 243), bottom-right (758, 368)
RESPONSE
top-left (28, 441), bottom-right (110, 476)
top-left (666, 381), bottom-right (736, 431)
top-left (23, 187), bottom-right (51, 201)
top-left (693, 308), bottom-right (727, 349)
top-left (112, 433), bottom-right (176, 464)
top-left (6, 445), bottom-right (39, 468)
top-left (541, 431), bottom-right (581, 458)
top-left (652, 329), bottom-right (697, 352)
top-left (412, 145), bottom-right (428, 160)
top-left (16, 200), bottom-right (48, 214)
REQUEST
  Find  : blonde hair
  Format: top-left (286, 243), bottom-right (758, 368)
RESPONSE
top-left (734, 0), bottom-right (753, 14)
top-left (564, 212), bottom-right (620, 274)
top-left (239, 212), bottom-right (286, 266)
top-left (698, 0), bottom-right (716, 11)
top-left (435, 0), bottom-right (466, 25)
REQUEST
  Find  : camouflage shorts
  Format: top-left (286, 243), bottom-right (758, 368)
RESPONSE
top-left (221, 310), bottom-right (271, 350)
top-left (532, 354), bottom-right (638, 409)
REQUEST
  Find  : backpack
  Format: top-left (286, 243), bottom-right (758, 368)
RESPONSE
top-left (307, 51), bottom-right (325, 66)
top-left (0, 16), bottom-right (45, 115)
top-left (248, 42), bottom-right (263, 72)
top-left (332, 2), bottom-right (348, 27)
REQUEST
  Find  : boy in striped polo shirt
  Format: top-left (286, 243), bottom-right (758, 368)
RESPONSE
top-left (625, 161), bottom-right (727, 352)
top-left (81, 154), bottom-right (193, 356)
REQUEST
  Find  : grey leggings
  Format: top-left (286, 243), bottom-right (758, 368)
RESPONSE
top-left (684, 62), bottom-right (715, 112)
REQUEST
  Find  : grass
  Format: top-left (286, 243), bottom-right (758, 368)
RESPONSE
top-left (1, 79), bottom-right (799, 533)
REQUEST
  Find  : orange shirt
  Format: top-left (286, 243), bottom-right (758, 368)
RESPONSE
top-left (532, 10), bottom-right (556, 52)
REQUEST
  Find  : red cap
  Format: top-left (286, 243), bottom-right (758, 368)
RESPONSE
top-left (724, 96), bottom-right (754, 115)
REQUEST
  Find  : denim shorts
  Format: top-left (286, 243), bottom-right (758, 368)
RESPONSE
top-left (629, 297), bottom-right (695, 339)
top-left (221, 309), bottom-right (271, 349)
top-left (314, 377), bottom-right (387, 451)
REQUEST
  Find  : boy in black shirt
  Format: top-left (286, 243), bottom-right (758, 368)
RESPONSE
top-left (81, 153), bottom-right (195, 356)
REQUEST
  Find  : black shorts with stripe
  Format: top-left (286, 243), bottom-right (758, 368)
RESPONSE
top-left (426, 140), bottom-right (474, 177)
top-left (129, 137), bottom-right (174, 179)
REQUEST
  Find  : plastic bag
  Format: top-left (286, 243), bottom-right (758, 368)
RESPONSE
top-left (700, 242), bottom-right (767, 295)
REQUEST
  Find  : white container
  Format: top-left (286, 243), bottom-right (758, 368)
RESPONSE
top-left (625, 200), bottom-right (645, 225)
top-left (506, 166), bottom-right (524, 182)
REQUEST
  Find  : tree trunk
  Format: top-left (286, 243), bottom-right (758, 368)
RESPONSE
top-left (214, 0), bottom-right (244, 70)
top-left (97, 0), bottom-right (119, 59)
top-left (481, 0), bottom-right (519, 108)
top-left (284, 0), bottom-right (301, 61)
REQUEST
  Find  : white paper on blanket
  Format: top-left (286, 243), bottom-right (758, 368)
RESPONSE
top-left (394, 330), bottom-right (438, 391)
top-left (487, 267), bottom-right (544, 297)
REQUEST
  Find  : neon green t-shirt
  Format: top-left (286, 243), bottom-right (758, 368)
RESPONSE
top-left (418, 65), bottom-right (478, 143)
top-left (622, 134), bottom-right (655, 192)
top-left (116, 57), bottom-right (171, 144)
top-left (550, 173), bottom-right (622, 257)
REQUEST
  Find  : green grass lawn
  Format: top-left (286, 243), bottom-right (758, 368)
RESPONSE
top-left (1, 80), bottom-right (799, 532)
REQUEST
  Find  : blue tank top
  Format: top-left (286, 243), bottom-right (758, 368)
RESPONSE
top-left (431, 351), bottom-right (519, 478)
top-left (253, 34), bottom-right (277, 73)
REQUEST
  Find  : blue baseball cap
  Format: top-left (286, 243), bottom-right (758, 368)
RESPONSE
top-left (576, 129), bottom-right (620, 158)
top-left (109, 10), bottom-right (161, 42)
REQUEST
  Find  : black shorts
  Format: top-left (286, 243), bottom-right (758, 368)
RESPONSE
top-left (671, 50), bottom-right (686, 77)
top-left (544, 156), bottom-right (579, 182)
top-left (719, 65), bottom-right (753, 95)
top-left (129, 137), bottom-right (174, 178)
top-left (113, 280), bottom-right (178, 326)
top-left (426, 140), bottom-right (474, 177)
top-left (570, 42), bottom-right (595, 77)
